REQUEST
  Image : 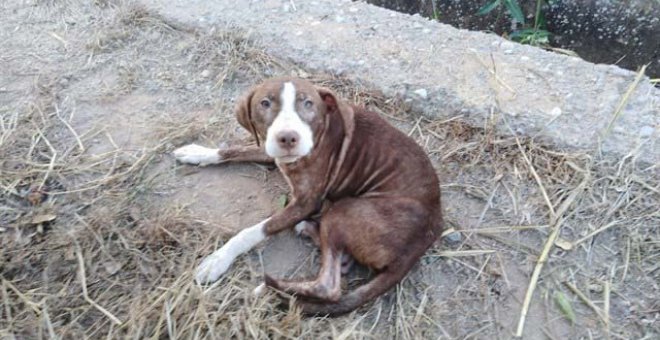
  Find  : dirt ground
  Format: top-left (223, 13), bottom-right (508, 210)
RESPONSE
top-left (1, 1), bottom-right (658, 339)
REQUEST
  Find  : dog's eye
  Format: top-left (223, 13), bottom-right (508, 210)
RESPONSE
top-left (303, 99), bottom-right (313, 109)
top-left (260, 99), bottom-right (271, 109)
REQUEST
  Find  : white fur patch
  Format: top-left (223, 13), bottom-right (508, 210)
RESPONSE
top-left (173, 144), bottom-right (222, 166)
top-left (195, 218), bottom-right (269, 284)
top-left (294, 221), bottom-right (308, 235)
top-left (265, 82), bottom-right (314, 162)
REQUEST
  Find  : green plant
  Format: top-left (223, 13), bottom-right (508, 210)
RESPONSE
top-left (431, 0), bottom-right (441, 20)
top-left (477, 0), bottom-right (552, 46)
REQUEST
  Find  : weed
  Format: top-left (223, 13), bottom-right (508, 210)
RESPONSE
top-left (477, 0), bottom-right (552, 46)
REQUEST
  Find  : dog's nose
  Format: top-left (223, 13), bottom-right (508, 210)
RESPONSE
top-left (276, 130), bottom-right (300, 150)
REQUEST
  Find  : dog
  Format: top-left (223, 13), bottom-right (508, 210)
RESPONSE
top-left (173, 77), bottom-right (442, 315)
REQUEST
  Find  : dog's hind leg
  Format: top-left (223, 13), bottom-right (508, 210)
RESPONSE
top-left (265, 232), bottom-right (343, 302)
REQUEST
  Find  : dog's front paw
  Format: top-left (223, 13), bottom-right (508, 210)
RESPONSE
top-left (173, 144), bottom-right (221, 166)
top-left (195, 252), bottom-right (232, 284)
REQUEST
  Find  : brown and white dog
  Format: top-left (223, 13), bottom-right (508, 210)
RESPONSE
top-left (173, 78), bottom-right (442, 315)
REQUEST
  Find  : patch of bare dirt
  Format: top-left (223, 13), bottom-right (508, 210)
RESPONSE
top-left (1, 1), bottom-right (658, 339)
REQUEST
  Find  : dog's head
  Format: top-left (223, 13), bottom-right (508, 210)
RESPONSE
top-left (235, 78), bottom-right (352, 164)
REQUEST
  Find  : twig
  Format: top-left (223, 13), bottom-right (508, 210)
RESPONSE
top-left (515, 174), bottom-right (588, 337)
top-left (512, 133), bottom-right (556, 218)
top-left (55, 104), bottom-right (85, 153)
top-left (470, 50), bottom-right (516, 94)
top-left (572, 220), bottom-right (621, 248)
top-left (620, 237), bottom-right (630, 283)
top-left (604, 279), bottom-right (611, 337)
top-left (457, 225), bottom-right (550, 234)
top-left (288, 0), bottom-right (297, 11)
top-left (48, 31), bottom-right (68, 46)
top-left (603, 64), bottom-right (648, 137)
top-left (33, 123), bottom-right (57, 191)
top-left (564, 281), bottom-right (607, 324)
top-left (1, 278), bottom-right (42, 315)
top-left (42, 304), bottom-right (57, 340)
top-left (433, 250), bottom-right (496, 257)
top-left (75, 245), bottom-right (123, 325)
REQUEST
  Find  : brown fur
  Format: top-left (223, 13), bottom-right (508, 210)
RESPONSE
top-left (225, 77), bottom-right (442, 315)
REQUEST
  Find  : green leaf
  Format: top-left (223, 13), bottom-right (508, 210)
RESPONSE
top-left (476, 0), bottom-right (501, 16)
top-left (277, 194), bottom-right (288, 208)
top-left (503, 0), bottom-right (525, 24)
top-left (554, 291), bottom-right (576, 324)
top-left (510, 28), bottom-right (550, 45)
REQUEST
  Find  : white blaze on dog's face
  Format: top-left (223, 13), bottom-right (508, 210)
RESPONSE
top-left (264, 82), bottom-right (314, 163)
top-left (235, 79), bottom-right (327, 164)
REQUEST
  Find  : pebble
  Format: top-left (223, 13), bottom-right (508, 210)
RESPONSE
top-left (550, 107), bottom-right (562, 116)
top-left (587, 283), bottom-right (603, 293)
top-left (200, 69), bottom-right (210, 78)
top-left (413, 88), bottom-right (428, 99)
top-left (444, 231), bottom-right (462, 244)
top-left (639, 125), bottom-right (655, 137)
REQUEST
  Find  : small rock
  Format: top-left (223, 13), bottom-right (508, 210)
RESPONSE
top-left (550, 107), bottom-right (562, 116)
top-left (200, 69), bottom-right (210, 78)
top-left (104, 261), bottom-right (122, 275)
top-left (504, 49), bottom-right (514, 55)
top-left (413, 22), bottom-right (423, 29)
top-left (588, 283), bottom-right (603, 293)
top-left (59, 78), bottom-right (69, 86)
top-left (444, 231), bottom-right (462, 244)
top-left (639, 125), bottom-right (655, 137)
top-left (335, 16), bottom-right (345, 23)
top-left (413, 88), bottom-right (428, 99)
top-left (422, 28), bottom-right (431, 34)
top-left (348, 7), bottom-right (358, 13)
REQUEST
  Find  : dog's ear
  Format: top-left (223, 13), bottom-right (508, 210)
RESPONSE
top-left (316, 87), bottom-right (355, 136)
top-left (235, 88), bottom-right (261, 146)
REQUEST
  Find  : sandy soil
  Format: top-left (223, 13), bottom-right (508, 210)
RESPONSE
top-left (1, 1), bottom-right (658, 339)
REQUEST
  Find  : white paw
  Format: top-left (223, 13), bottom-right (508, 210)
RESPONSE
top-left (195, 252), bottom-right (232, 284)
top-left (253, 283), bottom-right (267, 296)
top-left (173, 144), bottom-right (221, 166)
top-left (294, 221), bottom-right (309, 235)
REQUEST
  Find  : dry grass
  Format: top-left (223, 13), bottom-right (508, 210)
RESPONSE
top-left (1, 1), bottom-right (658, 339)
